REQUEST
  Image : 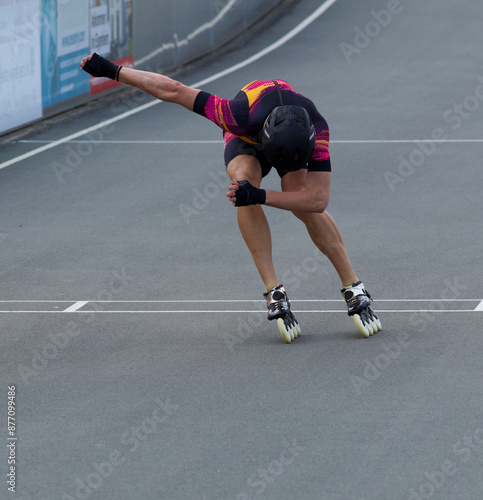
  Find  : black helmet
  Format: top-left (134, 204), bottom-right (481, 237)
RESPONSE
top-left (261, 105), bottom-right (316, 172)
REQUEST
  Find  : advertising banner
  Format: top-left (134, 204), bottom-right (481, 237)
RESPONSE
top-left (40, 0), bottom-right (133, 107)
top-left (0, 0), bottom-right (43, 133)
top-left (88, 0), bottom-right (133, 95)
top-left (41, 0), bottom-right (90, 108)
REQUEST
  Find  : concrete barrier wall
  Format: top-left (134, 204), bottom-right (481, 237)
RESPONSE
top-left (132, 0), bottom-right (283, 72)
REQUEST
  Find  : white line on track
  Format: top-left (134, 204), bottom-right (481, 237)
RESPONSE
top-left (0, 309), bottom-right (478, 314)
top-left (63, 301), bottom-right (89, 312)
top-left (0, 299), bottom-right (480, 304)
top-left (15, 139), bottom-right (483, 145)
top-left (0, 0), bottom-right (339, 171)
top-left (334, 139), bottom-right (483, 143)
top-left (16, 140), bottom-right (224, 144)
top-left (1, 299), bottom-right (481, 313)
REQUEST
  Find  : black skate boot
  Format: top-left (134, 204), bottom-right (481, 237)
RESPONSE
top-left (263, 284), bottom-right (301, 343)
top-left (341, 281), bottom-right (382, 337)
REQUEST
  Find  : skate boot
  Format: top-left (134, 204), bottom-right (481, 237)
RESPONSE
top-left (263, 284), bottom-right (301, 343)
top-left (341, 281), bottom-right (382, 338)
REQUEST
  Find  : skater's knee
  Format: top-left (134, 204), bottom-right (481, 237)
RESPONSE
top-left (292, 210), bottom-right (315, 224)
top-left (226, 156), bottom-right (262, 187)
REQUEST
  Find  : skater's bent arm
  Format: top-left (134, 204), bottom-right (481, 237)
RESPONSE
top-left (227, 172), bottom-right (330, 213)
top-left (264, 184), bottom-right (329, 213)
top-left (264, 173), bottom-right (330, 213)
top-left (117, 67), bottom-right (200, 111)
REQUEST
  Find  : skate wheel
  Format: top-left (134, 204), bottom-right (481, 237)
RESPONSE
top-left (374, 316), bottom-right (382, 332)
top-left (277, 313), bottom-right (301, 344)
top-left (353, 309), bottom-right (382, 337)
top-left (367, 318), bottom-right (377, 336)
top-left (367, 317), bottom-right (376, 336)
top-left (353, 314), bottom-right (372, 338)
top-left (277, 318), bottom-right (293, 343)
top-left (368, 308), bottom-right (382, 333)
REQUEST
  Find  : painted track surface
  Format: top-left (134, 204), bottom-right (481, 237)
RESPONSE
top-left (1, 1), bottom-right (482, 499)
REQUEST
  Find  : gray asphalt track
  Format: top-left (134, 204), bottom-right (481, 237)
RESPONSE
top-left (1, 1), bottom-right (483, 499)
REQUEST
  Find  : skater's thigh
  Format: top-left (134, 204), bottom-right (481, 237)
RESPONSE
top-left (281, 169), bottom-right (308, 192)
top-left (226, 155), bottom-right (263, 188)
top-left (281, 171), bottom-right (331, 221)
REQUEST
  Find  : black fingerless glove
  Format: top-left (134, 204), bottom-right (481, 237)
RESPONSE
top-left (235, 180), bottom-right (266, 207)
top-left (82, 53), bottom-right (122, 80)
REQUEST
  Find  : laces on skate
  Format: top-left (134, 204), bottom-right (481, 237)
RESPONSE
top-left (263, 284), bottom-right (290, 321)
top-left (263, 284), bottom-right (301, 343)
top-left (341, 281), bottom-right (382, 338)
top-left (341, 281), bottom-right (372, 316)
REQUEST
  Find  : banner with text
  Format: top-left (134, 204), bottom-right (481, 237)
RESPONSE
top-left (0, 0), bottom-right (43, 132)
top-left (88, 0), bottom-right (133, 95)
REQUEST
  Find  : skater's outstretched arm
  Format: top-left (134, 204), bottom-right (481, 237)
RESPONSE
top-left (80, 54), bottom-right (200, 111)
top-left (227, 172), bottom-right (331, 214)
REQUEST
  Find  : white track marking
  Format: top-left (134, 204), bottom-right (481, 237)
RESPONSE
top-left (0, 299), bottom-right (480, 304)
top-left (17, 140), bottom-right (224, 144)
top-left (63, 301), bottom-right (89, 312)
top-left (1, 299), bottom-right (480, 314)
top-left (15, 139), bottom-right (483, 145)
top-left (332, 139), bottom-right (483, 143)
top-left (0, 309), bottom-right (478, 314)
top-left (1, 297), bottom-right (481, 313)
top-left (0, 0), bottom-right (339, 171)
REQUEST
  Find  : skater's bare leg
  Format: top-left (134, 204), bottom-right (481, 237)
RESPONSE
top-left (281, 170), bottom-right (381, 337)
top-left (281, 170), bottom-right (358, 288)
top-left (227, 156), bottom-right (279, 293)
top-left (300, 211), bottom-right (358, 288)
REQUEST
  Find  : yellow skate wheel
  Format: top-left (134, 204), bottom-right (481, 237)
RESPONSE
top-left (277, 317), bottom-right (293, 343)
top-left (353, 314), bottom-right (371, 338)
top-left (374, 316), bottom-right (382, 332)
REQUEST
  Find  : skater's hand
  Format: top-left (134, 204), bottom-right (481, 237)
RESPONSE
top-left (80, 54), bottom-right (94, 70)
top-left (226, 180), bottom-right (266, 207)
top-left (226, 181), bottom-right (239, 206)
top-left (80, 53), bottom-right (121, 80)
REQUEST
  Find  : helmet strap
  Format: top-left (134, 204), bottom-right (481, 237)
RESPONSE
top-left (272, 80), bottom-right (284, 106)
